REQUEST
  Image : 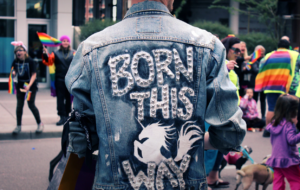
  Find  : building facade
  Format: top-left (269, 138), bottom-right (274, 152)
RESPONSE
top-left (0, 0), bottom-right (125, 90)
top-left (1, 0), bottom-right (299, 90)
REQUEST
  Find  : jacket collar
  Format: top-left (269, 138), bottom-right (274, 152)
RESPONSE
top-left (124, 1), bottom-right (173, 19)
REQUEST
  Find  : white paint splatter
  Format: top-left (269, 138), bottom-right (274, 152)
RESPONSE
top-left (105, 154), bottom-right (109, 159)
top-left (195, 155), bottom-right (198, 162)
top-left (191, 30), bottom-right (200, 37)
top-left (106, 161), bottom-right (110, 166)
top-left (115, 132), bottom-right (120, 142)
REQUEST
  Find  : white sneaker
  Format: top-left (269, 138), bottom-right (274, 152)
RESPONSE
top-left (36, 122), bottom-right (44, 133)
top-left (12, 125), bottom-right (21, 134)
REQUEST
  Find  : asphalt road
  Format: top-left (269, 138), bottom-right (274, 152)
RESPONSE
top-left (0, 138), bottom-right (61, 190)
top-left (0, 133), bottom-right (290, 190)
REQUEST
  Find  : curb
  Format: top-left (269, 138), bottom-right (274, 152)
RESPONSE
top-left (0, 131), bottom-right (62, 141)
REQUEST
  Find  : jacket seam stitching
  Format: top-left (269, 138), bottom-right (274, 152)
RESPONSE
top-left (92, 49), bottom-right (119, 184)
top-left (67, 56), bottom-right (86, 92)
top-left (83, 37), bottom-right (215, 55)
top-left (194, 47), bottom-right (203, 110)
top-left (123, 9), bottom-right (173, 19)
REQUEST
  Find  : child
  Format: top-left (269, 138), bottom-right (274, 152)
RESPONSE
top-left (266, 94), bottom-right (300, 190)
top-left (240, 88), bottom-right (265, 131)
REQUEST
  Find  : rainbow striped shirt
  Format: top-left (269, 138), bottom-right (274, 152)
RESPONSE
top-left (255, 50), bottom-right (292, 94)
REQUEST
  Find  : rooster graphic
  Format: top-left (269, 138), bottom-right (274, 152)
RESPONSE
top-left (134, 120), bottom-right (202, 164)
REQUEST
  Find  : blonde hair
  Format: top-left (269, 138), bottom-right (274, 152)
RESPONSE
top-left (14, 46), bottom-right (29, 59)
top-left (240, 41), bottom-right (249, 59)
top-left (255, 45), bottom-right (265, 53)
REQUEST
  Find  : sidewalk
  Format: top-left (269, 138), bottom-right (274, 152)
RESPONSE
top-left (0, 89), bottom-right (63, 140)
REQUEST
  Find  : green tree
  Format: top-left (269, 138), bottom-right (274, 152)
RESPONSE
top-left (174, 0), bottom-right (187, 18)
top-left (79, 19), bottom-right (118, 41)
top-left (192, 21), bottom-right (233, 39)
top-left (210, 0), bottom-right (284, 40)
top-left (238, 32), bottom-right (278, 54)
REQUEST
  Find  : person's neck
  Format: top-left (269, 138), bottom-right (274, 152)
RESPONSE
top-left (18, 57), bottom-right (25, 61)
top-left (62, 47), bottom-right (69, 52)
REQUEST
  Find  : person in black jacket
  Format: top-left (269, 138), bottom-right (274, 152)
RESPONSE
top-left (11, 43), bottom-right (44, 134)
top-left (42, 35), bottom-right (75, 125)
top-left (235, 41), bottom-right (251, 97)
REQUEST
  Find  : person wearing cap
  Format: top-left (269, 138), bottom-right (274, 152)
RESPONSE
top-left (42, 35), bottom-right (76, 125)
top-left (11, 43), bottom-right (44, 134)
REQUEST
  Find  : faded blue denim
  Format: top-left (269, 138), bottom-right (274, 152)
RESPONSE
top-left (65, 1), bottom-right (246, 190)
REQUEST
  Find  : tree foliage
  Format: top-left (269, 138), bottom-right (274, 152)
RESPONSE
top-left (79, 19), bottom-right (118, 41)
top-left (238, 32), bottom-right (278, 54)
top-left (192, 21), bottom-right (233, 39)
top-left (210, 0), bottom-right (283, 40)
top-left (192, 21), bottom-right (277, 54)
top-left (174, 0), bottom-right (187, 18)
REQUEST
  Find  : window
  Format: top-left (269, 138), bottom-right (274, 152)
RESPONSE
top-left (27, 0), bottom-right (51, 19)
top-left (0, 0), bottom-right (14, 17)
top-left (73, 0), bottom-right (106, 26)
top-left (0, 19), bottom-right (15, 77)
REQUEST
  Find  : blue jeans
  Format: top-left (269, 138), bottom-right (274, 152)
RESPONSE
top-left (266, 93), bottom-right (281, 111)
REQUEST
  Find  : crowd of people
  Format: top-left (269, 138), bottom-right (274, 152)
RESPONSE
top-left (204, 35), bottom-right (300, 190)
top-left (8, 0), bottom-right (300, 189)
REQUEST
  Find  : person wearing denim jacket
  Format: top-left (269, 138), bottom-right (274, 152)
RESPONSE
top-left (65, 0), bottom-right (246, 189)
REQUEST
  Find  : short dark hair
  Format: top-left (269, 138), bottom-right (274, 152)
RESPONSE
top-left (278, 39), bottom-right (290, 49)
top-left (272, 94), bottom-right (299, 126)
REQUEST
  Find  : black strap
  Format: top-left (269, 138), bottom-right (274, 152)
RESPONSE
top-left (61, 110), bottom-right (76, 157)
top-left (61, 110), bottom-right (94, 164)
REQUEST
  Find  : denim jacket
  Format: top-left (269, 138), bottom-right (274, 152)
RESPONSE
top-left (65, 1), bottom-right (246, 189)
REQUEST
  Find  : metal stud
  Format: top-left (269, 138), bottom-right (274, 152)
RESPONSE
top-left (108, 54), bottom-right (133, 96)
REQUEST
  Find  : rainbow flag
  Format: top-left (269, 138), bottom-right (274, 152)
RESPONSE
top-left (36, 32), bottom-right (62, 47)
top-left (251, 49), bottom-right (262, 63)
top-left (8, 67), bottom-right (16, 94)
top-left (255, 50), bottom-right (292, 94)
top-left (246, 62), bottom-right (253, 70)
top-left (49, 64), bottom-right (56, 97)
top-left (26, 91), bottom-right (32, 101)
top-left (23, 83), bottom-right (31, 101)
top-left (246, 49), bottom-right (262, 70)
top-left (294, 47), bottom-right (299, 52)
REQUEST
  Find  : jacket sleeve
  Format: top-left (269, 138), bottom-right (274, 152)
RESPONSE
top-left (286, 122), bottom-right (300, 146)
top-left (65, 43), bottom-right (99, 158)
top-left (205, 39), bottom-right (246, 154)
top-left (42, 52), bottom-right (55, 66)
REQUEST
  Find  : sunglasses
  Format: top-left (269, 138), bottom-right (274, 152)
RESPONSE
top-left (15, 49), bottom-right (25, 52)
top-left (230, 47), bottom-right (241, 54)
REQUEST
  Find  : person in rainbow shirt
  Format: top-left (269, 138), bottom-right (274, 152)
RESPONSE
top-left (255, 39), bottom-right (300, 134)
